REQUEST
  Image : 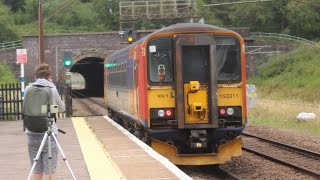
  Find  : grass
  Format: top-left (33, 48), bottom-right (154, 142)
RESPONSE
top-left (248, 44), bottom-right (320, 137)
top-left (255, 45), bottom-right (320, 103)
top-left (250, 45), bottom-right (320, 103)
top-left (248, 99), bottom-right (320, 137)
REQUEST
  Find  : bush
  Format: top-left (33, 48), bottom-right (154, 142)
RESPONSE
top-left (0, 63), bottom-right (18, 83)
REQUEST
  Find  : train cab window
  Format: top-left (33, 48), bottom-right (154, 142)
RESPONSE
top-left (216, 37), bottom-right (241, 83)
top-left (182, 46), bottom-right (209, 84)
top-left (147, 37), bottom-right (173, 84)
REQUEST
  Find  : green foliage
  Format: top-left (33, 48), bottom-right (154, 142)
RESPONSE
top-left (45, 1), bottom-right (100, 31)
top-left (0, 0), bottom-right (319, 41)
top-left (228, 3), bottom-right (276, 31)
top-left (195, 0), bottom-right (224, 26)
top-left (0, 2), bottom-right (19, 42)
top-left (93, 0), bottom-right (119, 31)
top-left (198, 0), bottom-right (319, 40)
top-left (0, 63), bottom-right (18, 83)
top-left (13, 0), bottom-right (106, 33)
top-left (0, 0), bottom-right (25, 12)
top-left (0, 25), bottom-right (19, 42)
top-left (287, 1), bottom-right (320, 40)
top-left (13, 0), bottom-right (37, 25)
top-left (270, 0), bottom-right (289, 32)
top-left (253, 45), bottom-right (320, 103)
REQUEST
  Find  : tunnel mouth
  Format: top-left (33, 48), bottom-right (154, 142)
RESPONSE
top-left (69, 56), bottom-right (105, 98)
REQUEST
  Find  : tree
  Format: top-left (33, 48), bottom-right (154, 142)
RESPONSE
top-left (271, 0), bottom-right (289, 32)
top-left (0, 2), bottom-right (19, 42)
top-left (287, 1), bottom-right (320, 40)
top-left (194, 0), bottom-right (224, 26)
top-left (1, 0), bottom-right (25, 12)
top-left (228, 3), bottom-right (275, 31)
top-left (46, 1), bottom-right (104, 32)
top-left (93, 0), bottom-right (119, 31)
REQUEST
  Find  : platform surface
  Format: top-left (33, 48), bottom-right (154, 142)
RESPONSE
top-left (0, 117), bottom-right (191, 180)
top-left (86, 116), bottom-right (191, 180)
top-left (0, 119), bottom-right (90, 180)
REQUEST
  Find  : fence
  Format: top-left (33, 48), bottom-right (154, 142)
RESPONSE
top-left (0, 83), bottom-right (70, 121)
top-left (0, 40), bottom-right (22, 51)
top-left (250, 32), bottom-right (317, 46)
top-left (0, 83), bottom-right (22, 120)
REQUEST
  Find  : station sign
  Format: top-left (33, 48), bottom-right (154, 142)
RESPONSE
top-left (16, 49), bottom-right (27, 63)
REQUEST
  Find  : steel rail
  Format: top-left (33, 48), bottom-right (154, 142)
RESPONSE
top-left (242, 146), bottom-right (320, 177)
top-left (242, 132), bottom-right (320, 160)
top-left (71, 91), bottom-right (107, 116)
top-left (242, 132), bottom-right (320, 177)
top-left (219, 166), bottom-right (243, 180)
top-left (71, 92), bottom-right (99, 116)
top-left (74, 92), bottom-right (106, 110)
top-left (71, 90), bottom-right (87, 98)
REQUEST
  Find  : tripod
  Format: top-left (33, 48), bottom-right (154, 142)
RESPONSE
top-left (27, 118), bottom-right (76, 180)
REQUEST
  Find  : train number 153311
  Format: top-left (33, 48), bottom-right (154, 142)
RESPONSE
top-left (219, 94), bottom-right (239, 98)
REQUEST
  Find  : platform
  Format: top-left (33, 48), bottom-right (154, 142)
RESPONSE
top-left (0, 119), bottom-right (90, 180)
top-left (0, 117), bottom-right (191, 179)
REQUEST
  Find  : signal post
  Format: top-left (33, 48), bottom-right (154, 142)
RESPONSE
top-left (63, 51), bottom-right (73, 117)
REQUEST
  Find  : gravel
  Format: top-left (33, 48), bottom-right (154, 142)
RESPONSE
top-left (220, 125), bottom-right (320, 180)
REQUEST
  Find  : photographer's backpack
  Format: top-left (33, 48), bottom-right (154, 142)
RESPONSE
top-left (23, 85), bottom-right (52, 132)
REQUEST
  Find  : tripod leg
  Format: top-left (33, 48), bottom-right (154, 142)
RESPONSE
top-left (51, 133), bottom-right (77, 180)
top-left (27, 132), bottom-right (48, 180)
top-left (48, 132), bottom-right (52, 179)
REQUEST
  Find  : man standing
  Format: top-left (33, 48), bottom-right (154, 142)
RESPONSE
top-left (23, 63), bottom-right (65, 180)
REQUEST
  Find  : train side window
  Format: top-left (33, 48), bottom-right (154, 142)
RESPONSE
top-left (147, 37), bottom-right (173, 84)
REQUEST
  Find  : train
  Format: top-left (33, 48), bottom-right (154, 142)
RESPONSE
top-left (104, 23), bottom-right (247, 165)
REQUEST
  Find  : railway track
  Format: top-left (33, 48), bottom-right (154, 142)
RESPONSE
top-left (242, 132), bottom-right (320, 178)
top-left (71, 90), bottom-right (108, 116)
top-left (179, 165), bottom-right (243, 180)
top-left (219, 166), bottom-right (244, 180)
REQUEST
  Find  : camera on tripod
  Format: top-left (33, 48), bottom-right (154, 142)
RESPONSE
top-left (41, 105), bottom-right (59, 114)
top-left (27, 103), bottom-right (76, 180)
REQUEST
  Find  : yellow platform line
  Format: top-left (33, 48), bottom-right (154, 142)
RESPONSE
top-left (72, 117), bottom-right (125, 180)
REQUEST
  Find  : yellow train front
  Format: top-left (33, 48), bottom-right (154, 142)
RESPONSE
top-left (105, 23), bottom-right (247, 165)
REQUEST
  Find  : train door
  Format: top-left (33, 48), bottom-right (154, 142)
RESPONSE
top-left (175, 34), bottom-right (218, 128)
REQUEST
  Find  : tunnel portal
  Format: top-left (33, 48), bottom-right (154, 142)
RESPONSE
top-left (69, 55), bottom-right (105, 97)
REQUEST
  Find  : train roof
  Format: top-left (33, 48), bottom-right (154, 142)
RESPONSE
top-left (151, 23), bottom-right (233, 35)
top-left (107, 23), bottom-right (236, 60)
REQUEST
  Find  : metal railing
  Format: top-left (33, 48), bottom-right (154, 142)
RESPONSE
top-left (0, 40), bottom-right (22, 51)
top-left (250, 32), bottom-right (317, 46)
top-left (0, 83), bottom-right (22, 120)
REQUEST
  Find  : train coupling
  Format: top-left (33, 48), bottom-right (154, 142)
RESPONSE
top-left (189, 130), bottom-right (208, 149)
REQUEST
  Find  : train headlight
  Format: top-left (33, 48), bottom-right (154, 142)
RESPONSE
top-left (158, 110), bottom-right (165, 117)
top-left (227, 108), bottom-right (235, 115)
top-left (150, 108), bottom-right (175, 120)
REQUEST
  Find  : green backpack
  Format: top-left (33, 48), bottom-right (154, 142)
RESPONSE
top-left (23, 85), bottom-right (52, 132)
